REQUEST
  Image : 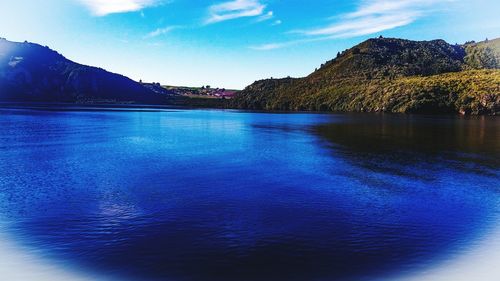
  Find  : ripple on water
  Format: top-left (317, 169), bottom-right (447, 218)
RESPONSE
top-left (0, 108), bottom-right (499, 281)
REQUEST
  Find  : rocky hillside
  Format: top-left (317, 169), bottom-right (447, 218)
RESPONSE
top-left (233, 37), bottom-right (500, 115)
top-left (0, 38), bottom-right (172, 103)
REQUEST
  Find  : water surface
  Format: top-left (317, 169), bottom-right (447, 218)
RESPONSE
top-left (0, 107), bottom-right (498, 281)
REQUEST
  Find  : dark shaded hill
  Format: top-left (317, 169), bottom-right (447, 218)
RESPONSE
top-left (233, 37), bottom-right (500, 115)
top-left (0, 38), bottom-right (172, 104)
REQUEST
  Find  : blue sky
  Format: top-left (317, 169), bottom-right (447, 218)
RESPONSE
top-left (0, 0), bottom-right (499, 89)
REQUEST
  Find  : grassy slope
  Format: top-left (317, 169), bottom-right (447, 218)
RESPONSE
top-left (234, 70), bottom-right (499, 114)
top-left (233, 38), bottom-right (500, 115)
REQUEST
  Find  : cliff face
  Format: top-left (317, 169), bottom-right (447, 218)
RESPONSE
top-left (234, 38), bottom-right (500, 115)
top-left (0, 39), bottom-right (170, 104)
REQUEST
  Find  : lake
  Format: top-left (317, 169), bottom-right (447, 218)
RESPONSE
top-left (0, 106), bottom-right (499, 281)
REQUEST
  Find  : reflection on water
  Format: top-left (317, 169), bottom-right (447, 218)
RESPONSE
top-left (312, 114), bottom-right (500, 190)
top-left (0, 107), bottom-right (499, 281)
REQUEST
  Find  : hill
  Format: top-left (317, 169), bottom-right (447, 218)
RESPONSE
top-left (233, 37), bottom-right (500, 115)
top-left (0, 38), bottom-right (172, 104)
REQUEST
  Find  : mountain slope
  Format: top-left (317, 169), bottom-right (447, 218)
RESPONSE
top-left (311, 38), bottom-right (465, 81)
top-left (233, 37), bottom-right (500, 115)
top-left (463, 38), bottom-right (500, 69)
top-left (0, 38), bottom-right (170, 103)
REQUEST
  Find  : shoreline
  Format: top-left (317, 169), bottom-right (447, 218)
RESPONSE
top-left (1, 102), bottom-right (497, 117)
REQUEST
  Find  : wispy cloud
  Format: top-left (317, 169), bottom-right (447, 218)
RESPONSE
top-left (78, 0), bottom-right (158, 16)
top-left (250, 37), bottom-right (327, 51)
top-left (301, 0), bottom-right (438, 37)
top-left (271, 20), bottom-right (282, 26)
top-left (252, 0), bottom-right (449, 50)
top-left (256, 11), bottom-right (274, 22)
top-left (206, 0), bottom-right (270, 24)
top-left (145, 26), bottom-right (179, 38)
top-left (301, 13), bottom-right (420, 37)
top-left (250, 42), bottom-right (288, 51)
top-left (346, 0), bottom-right (437, 18)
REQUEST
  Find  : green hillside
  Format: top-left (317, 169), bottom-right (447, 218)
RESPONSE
top-left (233, 37), bottom-right (500, 115)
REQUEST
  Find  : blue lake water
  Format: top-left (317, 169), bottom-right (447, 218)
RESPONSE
top-left (0, 106), bottom-right (499, 281)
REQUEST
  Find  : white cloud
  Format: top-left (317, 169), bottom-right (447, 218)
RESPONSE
top-left (256, 11), bottom-right (274, 22)
top-left (250, 37), bottom-right (327, 51)
top-left (78, 0), bottom-right (158, 16)
top-left (346, 0), bottom-right (438, 18)
top-left (250, 42), bottom-right (288, 51)
top-left (252, 0), bottom-right (449, 50)
top-left (145, 26), bottom-right (178, 38)
top-left (206, 0), bottom-right (269, 24)
top-left (301, 0), bottom-right (439, 37)
top-left (271, 19), bottom-right (282, 26)
top-left (303, 12), bottom-right (420, 37)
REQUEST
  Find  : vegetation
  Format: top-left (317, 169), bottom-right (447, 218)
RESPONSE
top-left (233, 38), bottom-right (500, 115)
top-left (2, 37), bottom-right (498, 114)
top-left (463, 39), bottom-right (500, 69)
top-left (163, 95), bottom-right (230, 108)
top-left (162, 85), bottom-right (238, 98)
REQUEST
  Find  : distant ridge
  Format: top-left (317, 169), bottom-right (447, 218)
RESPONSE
top-left (233, 37), bottom-right (500, 115)
top-left (1, 37), bottom-right (499, 114)
top-left (0, 38), bottom-right (172, 104)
